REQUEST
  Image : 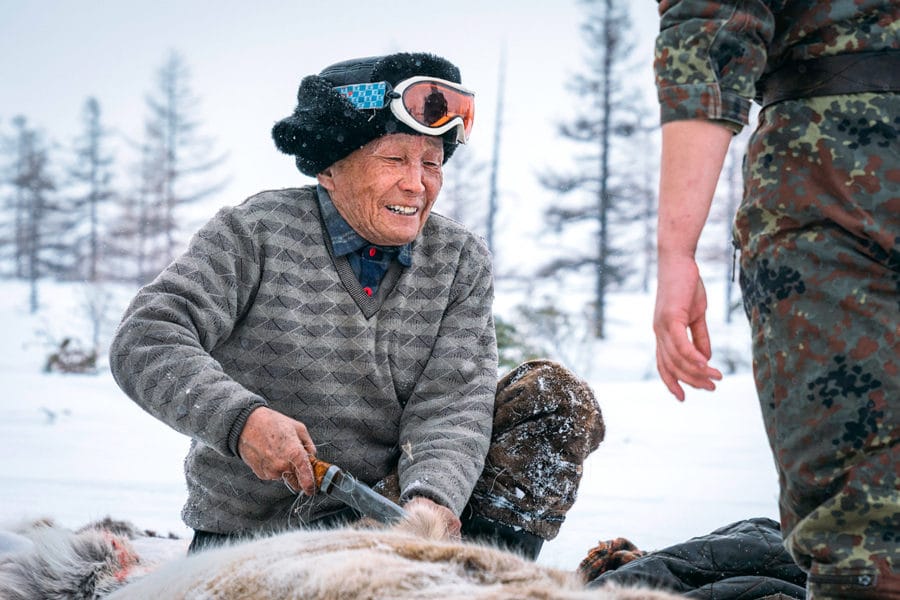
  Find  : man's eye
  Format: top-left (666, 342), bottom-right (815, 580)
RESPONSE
top-left (423, 161), bottom-right (441, 169)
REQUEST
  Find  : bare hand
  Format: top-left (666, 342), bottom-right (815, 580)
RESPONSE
top-left (237, 406), bottom-right (317, 495)
top-left (405, 496), bottom-right (462, 540)
top-left (653, 254), bottom-right (723, 401)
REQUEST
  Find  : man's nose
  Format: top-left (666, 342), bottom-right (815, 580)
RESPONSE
top-left (397, 163), bottom-right (426, 193)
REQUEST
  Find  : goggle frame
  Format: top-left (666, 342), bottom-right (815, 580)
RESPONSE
top-left (334, 76), bottom-right (474, 144)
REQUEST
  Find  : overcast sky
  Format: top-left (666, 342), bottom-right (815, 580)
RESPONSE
top-left (1, 1), bottom-right (660, 273)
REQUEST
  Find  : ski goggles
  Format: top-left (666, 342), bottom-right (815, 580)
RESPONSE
top-left (334, 76), bottom-right (475, 143)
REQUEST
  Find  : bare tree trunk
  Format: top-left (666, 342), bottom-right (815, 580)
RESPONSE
top-left (487, 48), bottom-right (506, 258)
top-left (28, 193), bottom-right (39, 313)
top-left (594, 0), bottom-right (614, 339)
top-left (536, 0), bottom-right (650, 338)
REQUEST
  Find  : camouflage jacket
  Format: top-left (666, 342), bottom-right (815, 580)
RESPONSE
top-left (654, 0), bottom-right (900, 130)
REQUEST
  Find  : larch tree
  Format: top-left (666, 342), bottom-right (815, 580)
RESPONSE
top-left (111, 51), bottom-right (227, 282)
top-left (537, 0), bottom-right (654, 339)
top-left (0, 116), bottom-right (34, 279)
top-left (108, 135), bottom-right (166, 284)
top-left (7, 117), bottom-right (63, 311)
top-left (68, 97), bottom-right (115, 282)
top-left (485, 48), bottom-right (507, 259)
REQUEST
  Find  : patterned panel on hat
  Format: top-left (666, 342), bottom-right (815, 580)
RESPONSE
top-left (335, 82), bottom-right (387, 109)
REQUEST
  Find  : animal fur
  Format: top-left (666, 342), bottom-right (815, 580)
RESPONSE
top-left (0, 520), bottom-right (138, 599)
top-left (1, 508), bottom-right (682, 599)
top-left (0, 518), bottom-right (180, 600)
top-left (110, 504), bottom-right (680, 599)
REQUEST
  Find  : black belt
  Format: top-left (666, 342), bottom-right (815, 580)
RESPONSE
top-left (756, 49), bottom-right (900, 109)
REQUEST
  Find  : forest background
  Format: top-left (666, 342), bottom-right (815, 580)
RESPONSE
top-left (1, 0), bottom-right (754, 372)
top-left (0, 0), bottom-right (773, 570)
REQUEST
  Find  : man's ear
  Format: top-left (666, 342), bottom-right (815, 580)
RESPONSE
top-left (317, 168), bottom-right (335, 192)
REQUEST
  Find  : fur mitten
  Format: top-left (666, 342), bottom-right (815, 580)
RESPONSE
top-left (466, 359), bottom-right (604, 540)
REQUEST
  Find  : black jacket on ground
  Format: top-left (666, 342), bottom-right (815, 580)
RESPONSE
top-left (589, 518), bottom-right (807, 599)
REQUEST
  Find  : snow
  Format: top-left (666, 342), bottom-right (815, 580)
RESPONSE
top-left (0, 279), bottom-right (780, 572)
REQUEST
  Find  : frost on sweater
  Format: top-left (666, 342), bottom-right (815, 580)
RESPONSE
top-left (108, 185), bottom-right (497, 534)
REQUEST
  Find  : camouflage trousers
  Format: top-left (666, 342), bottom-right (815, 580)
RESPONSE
top-left (736, 93), bottom-right (900, 599)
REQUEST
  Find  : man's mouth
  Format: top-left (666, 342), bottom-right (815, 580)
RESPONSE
top-left (387, 205), bottom-right (418, 215)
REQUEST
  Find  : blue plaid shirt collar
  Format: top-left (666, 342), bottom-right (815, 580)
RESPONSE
top-left (316, 185), bottom-right (413, 266)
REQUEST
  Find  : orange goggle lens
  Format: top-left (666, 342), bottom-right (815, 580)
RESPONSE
top-left (394, 77), bottom-right (475, 143)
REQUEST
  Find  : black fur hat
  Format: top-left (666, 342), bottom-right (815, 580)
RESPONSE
top-left (273, 52), bottom-right (464, 176)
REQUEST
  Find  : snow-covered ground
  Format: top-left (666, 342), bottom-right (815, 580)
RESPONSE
top-left (0, 280), bottom-right (779, 571)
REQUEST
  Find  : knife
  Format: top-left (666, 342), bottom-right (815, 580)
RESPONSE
top-left (307, 457), bottom-right (408, 524)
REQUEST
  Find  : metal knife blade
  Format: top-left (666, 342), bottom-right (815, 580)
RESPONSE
top-left (317, 462), bottom-right (407, 524)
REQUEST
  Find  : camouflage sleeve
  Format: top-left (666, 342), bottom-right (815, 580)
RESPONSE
top-left (654, 0), bottom-right (776, 130)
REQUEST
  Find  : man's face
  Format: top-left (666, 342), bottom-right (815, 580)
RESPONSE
top-left (318, 134), bottom-right (444, 246)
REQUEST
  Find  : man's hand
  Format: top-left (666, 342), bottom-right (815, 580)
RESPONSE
top-left (653, 254), bottom-right (723, 401)
top-left (654, 120), bottom-right (732, 401)
top-left (405, 496), bottom-right (462, 540)
top-left (237, 406), bottom-right (317, 495)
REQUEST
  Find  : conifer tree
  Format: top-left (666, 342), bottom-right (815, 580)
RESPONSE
top-left (538, 0), bottom-right (654, 338)
top-left (68, 97), bottom-right (115, 282)
top-left (7, 117), bottom-right (62, 311)
top-left (110, 51), bottom-right (228, 282)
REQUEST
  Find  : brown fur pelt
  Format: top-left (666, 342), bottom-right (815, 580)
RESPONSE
top-left (0, 507), bottom-right (681, 599)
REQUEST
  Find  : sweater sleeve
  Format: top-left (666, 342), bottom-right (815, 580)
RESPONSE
top-left (108, 205), bottom-right (267, 457)
top-left (397, 236), bottom-right (497, 516)
top-left (654, 0), bottom-right (775, 130)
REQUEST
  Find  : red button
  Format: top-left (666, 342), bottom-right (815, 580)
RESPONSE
top-left (363, 287), bottom-right (373, 296)
top-left (368, 247), bottom-right (376, 257)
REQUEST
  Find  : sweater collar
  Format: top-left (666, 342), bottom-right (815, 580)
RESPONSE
top-left (316, 185), bottom-right (412, 267)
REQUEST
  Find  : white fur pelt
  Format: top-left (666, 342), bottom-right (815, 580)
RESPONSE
top-left (0, 517), bottom-right (172, 600)
top-left (0, 508), bottom-right (681, 599)
top-left (109, 504), bottom-right (680, 600)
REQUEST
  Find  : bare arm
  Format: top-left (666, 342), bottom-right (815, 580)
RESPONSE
top-left (653, 120), bottom-right (733, 400)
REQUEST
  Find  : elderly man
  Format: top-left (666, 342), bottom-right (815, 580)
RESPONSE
top-left (109, 52), bottom-right (603, 560)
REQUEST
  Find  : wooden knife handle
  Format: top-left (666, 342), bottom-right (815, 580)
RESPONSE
top-left (309, 456), bottom-right (332, 489)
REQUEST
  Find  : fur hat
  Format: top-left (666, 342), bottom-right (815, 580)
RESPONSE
top-left (272, 52), bottom-right (464, 176)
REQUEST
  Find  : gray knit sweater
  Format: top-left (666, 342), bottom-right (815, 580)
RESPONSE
top-left (109, 186), bottom-right (497, 534)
